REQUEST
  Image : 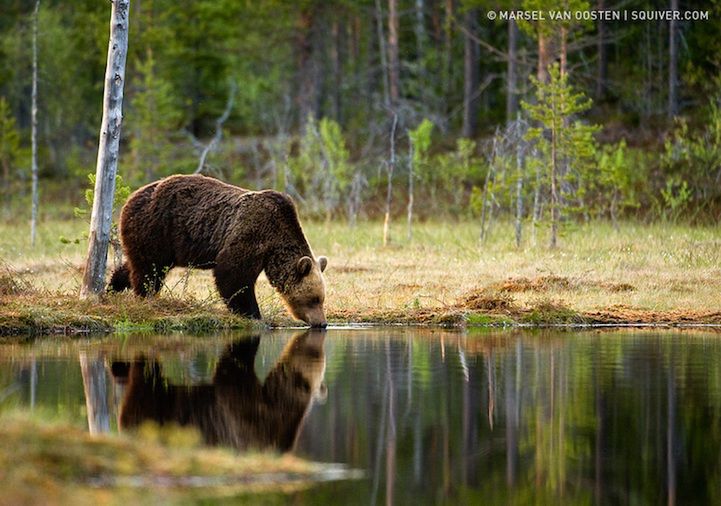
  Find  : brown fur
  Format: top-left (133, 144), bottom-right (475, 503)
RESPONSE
top-left (111, 331), bottom-right (327, 452)
top-left (108, 174), bottom-right (327, 326)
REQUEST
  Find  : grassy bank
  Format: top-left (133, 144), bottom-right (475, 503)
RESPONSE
top-left (0, 414), bottom-right (355, 505)
top-left (1, 217), bottom-right (720, 336)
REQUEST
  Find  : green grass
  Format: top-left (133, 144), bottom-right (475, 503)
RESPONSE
top-left (1, 213), bottom-right (720, 336)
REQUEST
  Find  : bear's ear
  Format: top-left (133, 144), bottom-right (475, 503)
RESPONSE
top-left (318, 256), bottom-right (328, 272)
top-left (297, 256), bottom-right (313, 277)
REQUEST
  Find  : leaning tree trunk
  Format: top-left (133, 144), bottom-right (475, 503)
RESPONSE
top-left (80, 0), bottom-right (130, 299)
top-left (30, 1), bottom-right (39, 246)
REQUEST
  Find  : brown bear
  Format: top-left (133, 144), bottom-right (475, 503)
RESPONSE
top-left (108, 174), bottom-right (328, 327)
top-left (110, 330), bottom-right (327, 452)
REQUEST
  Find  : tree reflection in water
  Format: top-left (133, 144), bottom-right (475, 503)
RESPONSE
top-left (5, 329), bottom-right (721, 504)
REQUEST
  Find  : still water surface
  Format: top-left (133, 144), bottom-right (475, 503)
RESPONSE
top-left (2, 328), bottom-right (721, 504)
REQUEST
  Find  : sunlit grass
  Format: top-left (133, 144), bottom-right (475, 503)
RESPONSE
top-left (1, 214), bottom-right (720, 332)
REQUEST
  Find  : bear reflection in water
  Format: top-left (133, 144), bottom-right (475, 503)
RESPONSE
top-left (111, 331), bottom-right (326, 453)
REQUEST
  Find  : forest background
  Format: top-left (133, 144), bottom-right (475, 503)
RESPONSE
top-left (1, 0), bottom-right (720, 228)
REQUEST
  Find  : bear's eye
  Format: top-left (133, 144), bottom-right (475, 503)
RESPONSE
top-left (310, 296), bottom-right (321, 305)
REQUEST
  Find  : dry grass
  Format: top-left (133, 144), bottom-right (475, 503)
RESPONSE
top-left (1, 217), bottom-right (720, 332)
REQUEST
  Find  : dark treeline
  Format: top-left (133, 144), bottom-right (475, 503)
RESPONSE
top-left (1, 0), bottom-right (720, 230)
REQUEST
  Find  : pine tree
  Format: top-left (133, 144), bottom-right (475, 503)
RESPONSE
top-left (522, 63), bottom-right (598, 248)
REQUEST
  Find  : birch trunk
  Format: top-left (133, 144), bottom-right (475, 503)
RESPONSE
top-left (30, 1), bottom-right (39, 246)
top-left (515, 119), bottom-right (525, 248)
top-left (80, 0), bottom-right (130, 299)
top-left (382, 114), bottom-right (398, 247)
top-left (407, 139), bottom-right (414, 241)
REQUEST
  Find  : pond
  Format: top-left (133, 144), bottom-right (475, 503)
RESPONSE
top-left (1, 327), bottom-right (721, 504)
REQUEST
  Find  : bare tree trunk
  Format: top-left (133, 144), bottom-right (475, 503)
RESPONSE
top-left (374, 0), bottom-right (390, 108)
top-left (415, 0), bottom-right (426, 59)
top-left (531, 150), bottom-right (541, 246)
top-left (550, 118), bottom-right (559, 249)
top-left (667, 360), bottom-right (676, 506)
top-left (479, 135), bottom-right (496, 242)
top-left (407, 139), bottom-right (414, 241)
top-left (668, 0), bottom-right (679, 118)
top-left (514, 117), bottom-right (525, 248)
top-left (384, 340), bottom-right (396, 506)
top-left (80, 0), bottom-right (130, 299)
top-left (30, 0), bottom-right (39, 247)
top-left (537, 32), bottom-right (551, 83)
top-left (595, 0), bottom-right (608, 100)
top-left (442, 0), bottom-right (454, 97)
top-left (382, 113), bottom-right (398, 247)
top-left (296, 7), bottom-right (319, 125)
top-left (387, 0), bottom-right (401, 107)
top-left (348, 171), bottom-right (366, 227)
top-left (462, 8), bottom-right (480, 138)
top-left (331, 19), bottom-right (342, 123)
top-left (506, 19), bottom-right (519, 121)
top-left (560, 25), bottom-right (568, 79)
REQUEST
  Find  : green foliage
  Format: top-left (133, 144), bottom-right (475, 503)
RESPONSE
top-left (79, 173), bottom-right (131, 215)
top-left (288, 116), bottom-right (352, 219)
top-left (0, 0), bottom-right (720, 225)
top-left (596, 140), bottom-right (643, 220)
top-left (408, 118), bottom-right (434, 167)
top-left (660, 95), bottom-right (721, 219)
top-left (127, 51), bottom-right (183, 184)
top-left (65, 173), bottom-right (131, 247)
top-left (0, 97), bottom-right (20, 181)
top-left (429, 138), bottom-right (485, 215)
top-left (659, 176), bottom-right (692, 222)
top-left (523, 63), bottom-right (599, 231)
top-left (518, 0), bottom-right (593, 38)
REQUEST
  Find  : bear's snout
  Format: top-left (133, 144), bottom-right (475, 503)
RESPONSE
top-left (300, 307), bottom-right (327, 329)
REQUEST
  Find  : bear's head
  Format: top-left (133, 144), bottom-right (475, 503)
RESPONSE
top-left (282, 255), bottom-right (328, 328)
